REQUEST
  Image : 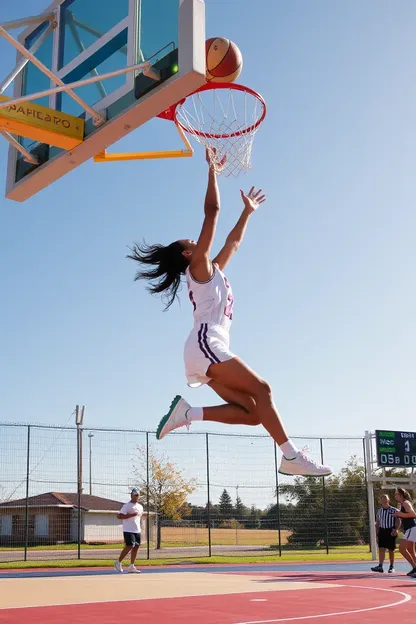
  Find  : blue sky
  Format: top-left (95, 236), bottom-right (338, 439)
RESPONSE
top-left (1, 0), bottom-right (416, 449)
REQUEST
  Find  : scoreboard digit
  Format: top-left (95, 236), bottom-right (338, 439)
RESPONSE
top-left (375, 430), bottom-right (416, 468)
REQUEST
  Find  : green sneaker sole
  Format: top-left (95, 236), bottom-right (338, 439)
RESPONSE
top-left (156, 395), bottom-right (182, 440)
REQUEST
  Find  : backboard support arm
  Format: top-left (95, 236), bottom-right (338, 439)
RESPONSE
top-left (93, 121), bottom-right (194, 162)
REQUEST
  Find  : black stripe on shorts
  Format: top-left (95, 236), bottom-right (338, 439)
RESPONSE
top-left (202, 323), bottom-right (221, 364)
top-left (198, 324), bottom-right (215, 364)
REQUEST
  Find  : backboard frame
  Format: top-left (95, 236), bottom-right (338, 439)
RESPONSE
top-left (5, 0), bottom-right (206, 202)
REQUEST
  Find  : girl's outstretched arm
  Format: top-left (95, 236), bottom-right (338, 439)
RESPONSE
top-left (214, 186), bottom-right (266, 271)
top-left (190, 149), bottom-right (224, 281)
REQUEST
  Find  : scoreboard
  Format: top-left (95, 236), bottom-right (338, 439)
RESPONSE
top-left (375, 430), bottom-right (416, 468)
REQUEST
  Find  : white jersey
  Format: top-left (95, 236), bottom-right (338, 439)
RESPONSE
top-left (185, 264), bottom-right (234, 333)
top-left (119, 501), bottom-right (143, 533)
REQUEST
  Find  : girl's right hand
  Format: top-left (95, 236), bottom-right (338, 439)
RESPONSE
top-left (206, 147), bottom-right (226, 172)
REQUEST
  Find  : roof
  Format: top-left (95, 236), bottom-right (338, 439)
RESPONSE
top-left (0, 492), bottom-right (125, 512)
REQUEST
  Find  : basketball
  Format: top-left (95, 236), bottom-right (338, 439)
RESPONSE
top-left (205, 37), bottom-right (243, 83)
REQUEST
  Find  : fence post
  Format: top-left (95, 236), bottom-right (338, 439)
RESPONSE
top-left (362, 435), bottom-right (372, 553)
top-left (146, 432), bottom-right (150, 560)
top-left (24, 425), bottom-right (31, 562)
top-left (206, 433), bottom-right (212, 557)
top-left (273, 442), bottom-right (282, 556)
top-left (364, 431), bottom-right (377, 559)
top-left (320, 438), bottom-right (329, 554)
top-left (76, 423), bottom-right (83, 560)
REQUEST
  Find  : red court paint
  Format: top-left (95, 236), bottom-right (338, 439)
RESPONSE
top-left (0, 578), bottom-right (414, 623)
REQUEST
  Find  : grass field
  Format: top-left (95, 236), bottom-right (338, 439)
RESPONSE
top-left (0, 546), bottom-right (382, 570)
top-left (0, 528), bottom-right (292, 551)
top-left (160, 527), bottom-right (292, 546)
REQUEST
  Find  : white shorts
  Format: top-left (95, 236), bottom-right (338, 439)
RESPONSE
top-left (184, 323), bottom-right (235, 387)
top-left (403, 526), bottom-right (416, 542)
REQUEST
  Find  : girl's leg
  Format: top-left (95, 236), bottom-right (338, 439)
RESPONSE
top-left (203, 380), bottom-right (261, 426)
top-left (399, 539), bottom-right (416, 568)
top-left (410, 542), bottom-right (416, 568)
top-left (157, 357), bottom-right (333, 476)
top-left (205, 356), bottom-right (289, 445)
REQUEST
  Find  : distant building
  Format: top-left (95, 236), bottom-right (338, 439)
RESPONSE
top-left (0, 492), bottom-right (155, 545)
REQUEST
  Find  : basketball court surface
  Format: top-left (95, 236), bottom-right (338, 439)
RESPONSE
top-left (0, 561), bottom-right (415, 623)
top-left (0, 5), bottom-right (414, 623)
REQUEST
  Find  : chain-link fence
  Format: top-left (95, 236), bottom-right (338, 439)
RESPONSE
top-left (0, 423), bottom-right (370, 563)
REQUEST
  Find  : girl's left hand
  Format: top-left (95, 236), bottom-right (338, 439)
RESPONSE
top-left (240, 187), bottom-right (266, 212)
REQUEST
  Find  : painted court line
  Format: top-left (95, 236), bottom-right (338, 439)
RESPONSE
top-left (0, 586), bottom-right (338, 611)
top-left (250, 599), bottom-right (268, 602)
top-left (235, 585), bottom-right (412, 624)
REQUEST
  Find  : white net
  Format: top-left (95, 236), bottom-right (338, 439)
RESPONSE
top-left (174, 85), bottom-right (266, 177)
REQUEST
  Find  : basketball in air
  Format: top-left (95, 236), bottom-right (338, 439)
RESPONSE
top-left (205, 37), bottom-right (243, 83)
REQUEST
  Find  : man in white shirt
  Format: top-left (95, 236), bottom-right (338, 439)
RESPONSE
top-left (114, 488), bottom-right (144, 573)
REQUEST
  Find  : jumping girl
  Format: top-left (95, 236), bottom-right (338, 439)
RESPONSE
top-left (128, 151), bottom-right (332, 477)
top-left (394, 487), bottom-right (416, 577)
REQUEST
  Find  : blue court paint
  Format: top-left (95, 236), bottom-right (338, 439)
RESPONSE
top-left (0, 561), bottom-right (415, 580)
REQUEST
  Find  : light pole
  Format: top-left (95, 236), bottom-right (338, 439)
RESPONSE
top-left (88, 433), bottom-right (94, 496)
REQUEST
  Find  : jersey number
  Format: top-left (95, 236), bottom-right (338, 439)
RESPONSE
top-left (189, 290), bottom-right (196, 311)
top-left (224, 294), bottom-right (234, 319)
top-left (223, 276), bottom-right (233, 319)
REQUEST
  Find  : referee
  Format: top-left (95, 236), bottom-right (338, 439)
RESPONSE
top-left (371, 494), bottom-right (401, 573)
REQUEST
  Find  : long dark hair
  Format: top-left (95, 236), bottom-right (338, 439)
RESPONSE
top-left (396, 487), bottom-right (412, 502)
top-left (127, 240), bottom-right (188, 310)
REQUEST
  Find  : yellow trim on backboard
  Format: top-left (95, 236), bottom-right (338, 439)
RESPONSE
top-left (93, 122), bottom-right (193, 162)
top-left (0, 95), bottom-right (84, 150)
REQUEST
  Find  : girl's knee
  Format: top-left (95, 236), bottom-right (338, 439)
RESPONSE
top-left (254, 379), bottom-right (273, 402)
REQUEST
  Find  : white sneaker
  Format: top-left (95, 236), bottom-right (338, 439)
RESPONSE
top-left (127, 565), bottom-right (141, 573)
top-left (156, 396), bottom-right (191, 440)
top-left (114, 560), bottom-right (123, 573)
top-left (279, 447), bottom-right (333, 477)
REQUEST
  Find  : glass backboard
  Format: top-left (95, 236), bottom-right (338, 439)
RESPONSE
top-left (4, 0), bottom-right (206, 201)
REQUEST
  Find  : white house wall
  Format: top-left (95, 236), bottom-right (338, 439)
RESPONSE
top-left (83, 512), bottom-right (122, 543)
top-left (69, 511), bottom-right (155, 543)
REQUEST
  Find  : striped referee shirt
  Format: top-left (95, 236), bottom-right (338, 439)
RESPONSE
top-left (376, 506), bottom-right (397, 529)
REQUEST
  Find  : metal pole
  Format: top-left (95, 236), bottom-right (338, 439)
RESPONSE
top-left (0, 21), bottom-right (56, 94)
top-left (362, 436), bottom-right (372, 553)
top-left (0, 60), bottom-right (154, 112)
top-left (67, 17), bottom-right (107, 99)
top-left (135, 0), bottom-right (145, 63)
top-left (273, 442), bottom-right (282, 556)
top-left (206, 433), bottom-right (212, 557)
top-left (70, 15), bottom-right (129, 57)
top-left (24, 425), bottom-right (31, 562)
top-left (0, 132), bottom-right (38, 164)
top-left (0, 25), bottom-right (106, 125)
top-left (0, 12), bottom-right (55, 31)
top-left (77, 423), bottom-right (81, 559)
top-left (364, 431), bottom-right (378, 559)
top-left (146, 432), bottom-right (150, 560)
top-left (320, 438), bottom-right (329, 554)
top-left (88, 433), bottom-right (93, 496)
top-left (235, 485), bottom-right (239, 546)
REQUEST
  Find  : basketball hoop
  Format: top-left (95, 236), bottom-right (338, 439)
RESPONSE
top-left (158, 82), bottom-right (266, 177)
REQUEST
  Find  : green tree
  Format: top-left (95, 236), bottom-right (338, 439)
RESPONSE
top-left (219, 489), bottom-right (234, 521)
top-left (264, 502), bottom-right (296, 531)
top-left (134, 448), bottom-right (197, 549)
top-left (235, 495), bottom-right (248, 523)
top-left (279, 457), bottom-right (413, 548)
top-left (246, 505), bottom-right (262, 529)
